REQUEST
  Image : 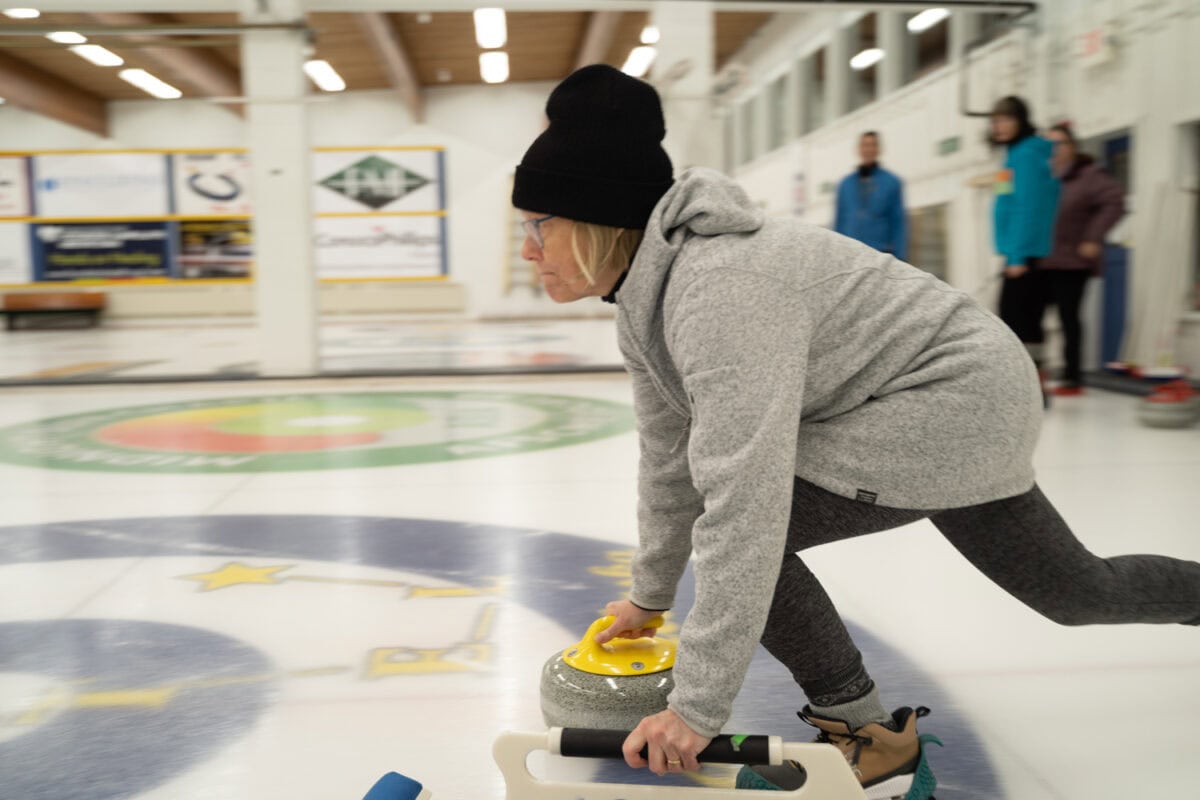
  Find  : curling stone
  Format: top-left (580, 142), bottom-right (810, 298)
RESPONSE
top-left (540, 615), bottom-right (675, 731)
top-left (1137, 380), bottom-right (1200, 429)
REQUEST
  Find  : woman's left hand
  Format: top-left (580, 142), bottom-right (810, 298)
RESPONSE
top-left (1004, 264), bottom-right (1028, 279)
top-left (622, 709), bottom-right (712, 775)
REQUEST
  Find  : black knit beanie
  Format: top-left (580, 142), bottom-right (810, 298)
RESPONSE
top-left (512, 64), bottom-right (674, 230)
top-left (991, 95), bottom-right (1037, 142)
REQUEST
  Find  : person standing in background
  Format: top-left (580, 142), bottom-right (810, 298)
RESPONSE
top-left (834, 132), bottom-right (908, 261)
top-left (1042, 123), bottom-right (1126, 396)
top-left (989, 96), bottom-right (1060, 405)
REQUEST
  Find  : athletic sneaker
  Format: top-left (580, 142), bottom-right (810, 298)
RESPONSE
top-left (736, 706), bottom-right (940, 800)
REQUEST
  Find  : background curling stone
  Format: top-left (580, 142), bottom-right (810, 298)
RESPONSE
top-left (540, 615), bottom-right (674, 730)
top-left (1137, 380), bottom-right (1200, 429)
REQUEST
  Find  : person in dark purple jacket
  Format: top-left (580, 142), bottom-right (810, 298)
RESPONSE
top-left (1043, 124), bottom-right (1126, 394)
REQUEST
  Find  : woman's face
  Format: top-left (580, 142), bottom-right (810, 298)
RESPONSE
top-left (520, 212), bottom-right (593, 303)
top-left (1047, 129), bottom-right (1076, 174)
top-left (991, 114), bottom-right (1020, 143)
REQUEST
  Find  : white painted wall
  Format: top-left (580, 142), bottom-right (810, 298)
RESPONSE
top-left (3, 0), bottom-right (1197, 353)
top-left (727, 0), bottom-right (1200, 377)
top-left (0, 82), bottom-right (597, 319)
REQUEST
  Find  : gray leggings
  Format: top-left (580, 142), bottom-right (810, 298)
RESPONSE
top-left (761, 479), bottom-right (1200, 707)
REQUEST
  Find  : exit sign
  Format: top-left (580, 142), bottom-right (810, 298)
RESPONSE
top-left (937, 136), bottom-right (961, 156)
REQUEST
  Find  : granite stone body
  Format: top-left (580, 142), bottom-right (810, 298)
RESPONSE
top-left (539, 651), bottom-right (674, 730)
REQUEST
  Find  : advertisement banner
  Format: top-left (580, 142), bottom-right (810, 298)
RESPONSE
top-left (314, 215), bottom-right (444, 279)
top-left (32, 222), bottom-right (171, 281)
top-left (0, 223), bottom-right (32, 283)
top-left (176, 219), bottom-right (253, 280)
top-left (312, 149), bottom-right (443, 214)
top-left (33, 153), bottom-right (169, 219)
top-left (0, 157), bottom-right (31, 217)
top-left (173, 152), bottom-right (253, 217)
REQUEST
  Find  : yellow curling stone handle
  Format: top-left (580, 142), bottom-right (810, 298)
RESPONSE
top-left (562, 615), bottom-right (675, 676)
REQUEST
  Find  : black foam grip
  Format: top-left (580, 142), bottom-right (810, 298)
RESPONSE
top-left (558, 728), bottom-right (773, 765)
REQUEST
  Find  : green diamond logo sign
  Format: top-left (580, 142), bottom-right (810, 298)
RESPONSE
top-left (319, 155), bottom-right (431, 210)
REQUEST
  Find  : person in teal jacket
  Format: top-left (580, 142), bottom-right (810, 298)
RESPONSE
top-left (833, 132), bottom-right (908, 261)
top-left (990, 96), bottom-right (1060, 398)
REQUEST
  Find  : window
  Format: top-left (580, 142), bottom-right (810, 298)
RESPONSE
top-left (850, 14), bottom-right (879, 111)
top-left (976, 13), bottom-right (1013, 46)
top-left (908, 204), bottom-right (949, 280)
top-left (739, 99), bottom-right (756, 166)
top-left (805, 47), bottom-right (826, 133)
top-left (723, 113), bottom-right (736, 174)
top-left (1191, 125), bottom-right (1200, 311)
top-left (911, 11), bottom-right (950, 78)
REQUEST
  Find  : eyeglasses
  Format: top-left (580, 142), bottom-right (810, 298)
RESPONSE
top-left (521, 214), bottom-right (556, 250)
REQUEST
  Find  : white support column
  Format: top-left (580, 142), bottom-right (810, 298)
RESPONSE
top-left (240, 0), bottom-right (318, 377)
top-left (950, 11), bottom-right (983, 64)
top-left (878, 11), bottom-right (908, 97)
top-left (792, 56), bottom-right (809, 137)
top-left (825, 24), bottom-right (851, 123)
top-left (781, 66), bottom-right (799, 144)
top-left (650, 0), bottom-right (717, 170)
top-left (755, 92), bottom-right (771, 159)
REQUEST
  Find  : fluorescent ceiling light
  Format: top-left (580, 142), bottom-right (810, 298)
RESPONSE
top-left (479, 50), bottom-right (509, 84)
top-left (119, 68), bottom-right (182, 99)
top-left (47, 31), bottom-right (87, 44)
top-left (622, 46), bottom-right (656, 78)
top-left (850, 48), bottom-right (884, 71)
top-left (70, 44), bottom-right (124, 67)
top-left (640, 25), bottom-right (660, 45)
top-left (907, 8), bottom-right (950, 33)
top-left (473, 8), bottom-right (506, 49)
top-left (303, 59), bottom-right (346, 92)
top-left (3, 9), bottom-right (40, 19)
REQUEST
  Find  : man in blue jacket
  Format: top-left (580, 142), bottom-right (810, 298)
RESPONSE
top-left (833, 132), bottom-right (908, 262)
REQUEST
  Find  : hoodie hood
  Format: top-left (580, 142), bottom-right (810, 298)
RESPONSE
top-left (648, 166), bottom-right (765, 241)
top-left (1062, 153), bottom-right (1096, 180)
top-left (617, 168), bottom-right (764, 347)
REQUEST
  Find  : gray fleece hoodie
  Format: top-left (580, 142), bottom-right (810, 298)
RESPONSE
top-left (619, 168), bottom-right (1042, 738)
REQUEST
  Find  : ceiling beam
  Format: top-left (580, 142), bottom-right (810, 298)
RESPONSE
top-left (356, 13), bottom-right (424, 123)
top-left (0, 50), bottom-right (109, 137)
top-left (574, 11), bottom-right (624, 71)
top-left (26, 1), bottom-right (1038, 12)
top-left (85, 12), bottom-right (244, 110)
top-left (0, 22), bottom-right (309, 37)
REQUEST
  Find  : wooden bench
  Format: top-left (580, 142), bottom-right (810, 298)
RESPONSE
top-left (1, 291), bottom-right (108, 330)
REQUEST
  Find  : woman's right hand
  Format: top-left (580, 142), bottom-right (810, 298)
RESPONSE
top-left (594, 599), bottom-right (664, 645)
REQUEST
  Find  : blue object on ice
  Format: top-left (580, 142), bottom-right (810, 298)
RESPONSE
top-left (363, 771), bottom-right (425, 800)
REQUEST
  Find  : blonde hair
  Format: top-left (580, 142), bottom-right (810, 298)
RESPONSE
top-left (569, 222), bottom-right (644, 287)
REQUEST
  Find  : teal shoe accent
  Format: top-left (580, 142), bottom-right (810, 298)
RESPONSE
top-left (903, 734), bottom-right (943, 800)
top-left (736, 764), bottom-right (781, 790)
top-left (735, 760), bottom-right (807, 791)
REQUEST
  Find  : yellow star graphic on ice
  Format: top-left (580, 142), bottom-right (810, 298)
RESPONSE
top-left (179, 562), bottom-right (294, 591)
